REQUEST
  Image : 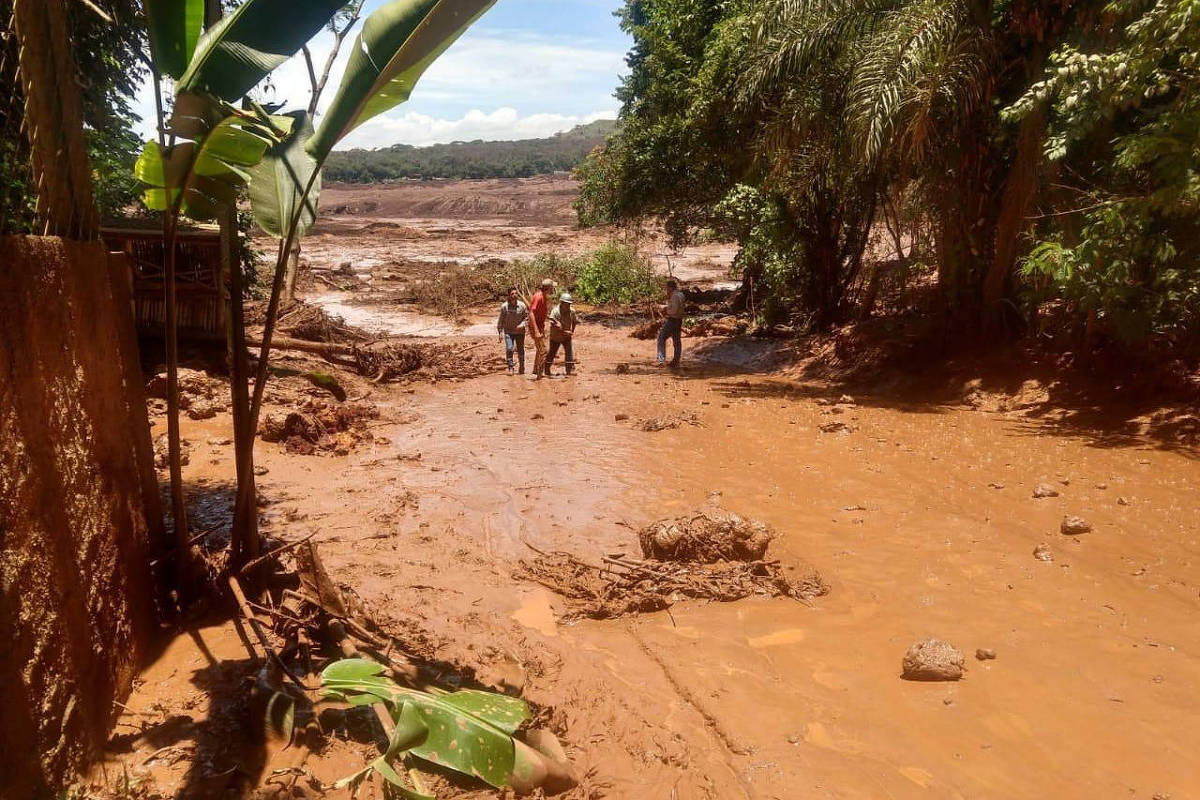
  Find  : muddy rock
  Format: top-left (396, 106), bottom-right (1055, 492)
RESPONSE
top-left (1118, 496), bottom-right (1130, 506)
top-left (615, 362), bottom-right (631, 374)
top-left (901, 639), bottom-right (965, 682)
top-left (615, 413), bottom-right (629, 421)
top-left (975, 648), bottom-right (997, 661)
top-left (820, 421), bottom-right (851, 434)
top-left (186, 398), bottom-right (222, 420)
top-left (639, 507), bottom-right (774, 563)
top-left (1061, 515), bottom-right (1093, 535)
top-left (153, 434), bottom-right (191, 469)
top-left (145, 367), bottom-right (222, 409)
top-left (1033, 483), bottom-right (1060, 499)
top-left (1033, 543), bottom-right (1054, 562)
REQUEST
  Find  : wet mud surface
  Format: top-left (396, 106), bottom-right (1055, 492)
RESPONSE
top-left (97, 179), bottom-right (1200, 799)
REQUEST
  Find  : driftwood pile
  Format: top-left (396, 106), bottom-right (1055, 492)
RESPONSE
top-left (353, 340), bottom-right (498, 383)
top-left (277, 301), bottom-right (369, 344)
top-left (516, 508), bottom-right (827, 620)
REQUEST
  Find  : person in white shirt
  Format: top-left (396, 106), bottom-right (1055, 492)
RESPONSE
top-left (656, 278), bottom-right (685, 368)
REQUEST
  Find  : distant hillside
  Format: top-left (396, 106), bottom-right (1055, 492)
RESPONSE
top-left (323, 120), bottom-right (617, 182)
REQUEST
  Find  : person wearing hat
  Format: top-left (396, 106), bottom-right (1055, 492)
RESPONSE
top-left (527, 278), bottom-right (555, 379)
top-left (546, 292), bottom-right (579, 376)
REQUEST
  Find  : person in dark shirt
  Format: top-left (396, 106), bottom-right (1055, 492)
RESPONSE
top-left (496, 287), bottom-right (528, 374)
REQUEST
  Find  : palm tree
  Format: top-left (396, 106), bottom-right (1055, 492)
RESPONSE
top-left (747, 0), bottom-right (1085, 330)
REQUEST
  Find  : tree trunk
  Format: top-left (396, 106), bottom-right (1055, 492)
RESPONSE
top-left (222, 204), bottom-right (260, 562)
top-left (983, 106), bottom-right (1045, 335)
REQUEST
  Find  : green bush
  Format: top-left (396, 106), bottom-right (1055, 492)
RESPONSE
top-left (494, 252), bottom-right (582, 299)
top-left (574, 241), bottom-right (658, 305)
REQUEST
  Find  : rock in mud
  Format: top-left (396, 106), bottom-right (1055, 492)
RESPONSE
top-left (615, 362), bottom-right (631, 374)
top-left (819, 421), bottom-right (851, 434)
top-left (615, 413), bottom-right (629, 421)
top-left (153, 434), bottom-right (190, 468)
top-left (901, 639), bottom-right (965, 682)
top-left (1033, 543), bottom-right (1054, 562)
top-left (186, 398), bottom-right (221, 420)
top-left (975, 648), bottom-right (997, 661)
top-left (1061, 515), bottom-right (1093, 535)
top-left (1033, 483), bottom-right (1060, 498)
top-left (639, 507), bottom-right (774, 563)
top-left (1118, 496), bottom-right (1130, 506)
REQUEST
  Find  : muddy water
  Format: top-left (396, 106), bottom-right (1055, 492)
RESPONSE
top-left (240, 309), bottom-right (1200, 799)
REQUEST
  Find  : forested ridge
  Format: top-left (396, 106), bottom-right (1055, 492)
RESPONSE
top-left (577, 0), bottom-right (1200, 354)
top-left (323, 120), bottom-right (616, 182)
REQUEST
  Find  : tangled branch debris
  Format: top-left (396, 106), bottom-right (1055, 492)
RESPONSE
top-left (638, 412), bottom-right (701, 431)
top-left (516, 508), bottom-right (826, 620)
top-left (354, 340), bottom-right (499, 383)
top-left (277, 300), bottom-right (370, 343)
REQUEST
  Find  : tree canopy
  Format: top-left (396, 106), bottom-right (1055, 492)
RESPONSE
top-left (323, 120), bottom-right (616, 182)
top-left (577, 0), bottom-right (1200, 348)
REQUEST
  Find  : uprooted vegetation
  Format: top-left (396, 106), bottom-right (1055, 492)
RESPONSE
top-left (253, 300), bottom-right (503, 383)
top-left (516, 507), bottom-right (827, 620)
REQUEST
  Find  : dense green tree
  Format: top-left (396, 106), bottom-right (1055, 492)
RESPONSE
top-left (1010, 0), bottom-right (1200, 344)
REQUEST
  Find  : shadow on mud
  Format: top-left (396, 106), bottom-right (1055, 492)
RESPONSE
top-left (105, 624), bottom-right (268, 799)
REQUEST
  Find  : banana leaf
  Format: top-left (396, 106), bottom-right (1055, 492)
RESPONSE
top-left (135, 113), bottom-right (277, 220)
top-left (177, 0), bottom-right (348, 102)
top-left (322, 658), bottom-right (531, 790)
top-left (144, 0), bottom-right (204, 79)
top-left (307, 0), bottom-right (498, 160)
top-left (248, 110), bottom-right (322, 239)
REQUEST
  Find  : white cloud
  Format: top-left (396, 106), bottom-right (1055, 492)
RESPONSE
top-left (132, 28), bottom-right (625, 150)
top-left (336, 107), bottom-right (617, 149)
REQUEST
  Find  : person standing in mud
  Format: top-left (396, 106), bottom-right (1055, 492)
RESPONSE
top-left (546, 293), bottom-right (579, 376)
top-left (528, 278), bottom-right (555, 379)
top-left (497, 287), bottom-right (529, 375)
top-left (657, 278), bottom-right (686, 368)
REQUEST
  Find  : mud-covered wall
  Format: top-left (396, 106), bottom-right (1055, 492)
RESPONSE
top-left (0, 236), bottom-right (163, 798)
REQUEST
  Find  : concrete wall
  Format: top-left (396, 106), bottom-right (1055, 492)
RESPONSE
top-left (0, 235), bottom-right (163, 798)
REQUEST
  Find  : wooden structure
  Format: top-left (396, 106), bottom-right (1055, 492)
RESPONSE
top-left (101, 225), bottom-right (229, 338)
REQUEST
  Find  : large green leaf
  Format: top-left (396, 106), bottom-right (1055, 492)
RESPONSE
top-left (145, 0), bottom-right (204, 79)
top-left (321, 658), bottom-right (532, 790)
top-left (177, 0), bottom-right (348, 102)
top-left (135, 112), bottom-right (275, 220)
top-left (248, 111), bottom-right (322, 239)
top-left (307, 0), bottom-right (497, 160)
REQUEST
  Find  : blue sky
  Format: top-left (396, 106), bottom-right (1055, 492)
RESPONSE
top-left (136, 0), bottom-right (631, 149)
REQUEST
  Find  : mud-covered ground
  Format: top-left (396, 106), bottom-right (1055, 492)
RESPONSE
top-left (92, 178), bottom-right (1200, 800)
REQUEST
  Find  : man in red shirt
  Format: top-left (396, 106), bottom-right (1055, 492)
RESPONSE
top-left (527, 278), bottom-right (555, 379)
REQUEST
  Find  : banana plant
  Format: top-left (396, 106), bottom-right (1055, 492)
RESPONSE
top-left (139, 0), bottom-right (498, 565)
top-left (240, 0), bottom-right (500, 527)
top-left (322, 659), bottom-right (545, 795)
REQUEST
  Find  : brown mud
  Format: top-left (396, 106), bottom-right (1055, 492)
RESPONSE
top-left (89, 178), bottom-right (1200, 799)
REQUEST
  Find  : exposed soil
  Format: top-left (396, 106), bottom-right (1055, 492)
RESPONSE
top-left (85, 178), bottom-right (1200, 800)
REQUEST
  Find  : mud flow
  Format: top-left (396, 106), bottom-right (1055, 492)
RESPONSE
top-left (94, 177), bottom-right (1200, 800)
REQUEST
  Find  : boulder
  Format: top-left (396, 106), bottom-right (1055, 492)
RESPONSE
top-left (1061, 516), bottom-right (1093, 535)
top-left (901, 639), bottom-right (965, 681)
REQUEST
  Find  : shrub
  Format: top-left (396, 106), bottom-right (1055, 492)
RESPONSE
top-left (494, 252), bottom-right (582, 299)
top-left (574, 241), bottom-right (658, 305)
